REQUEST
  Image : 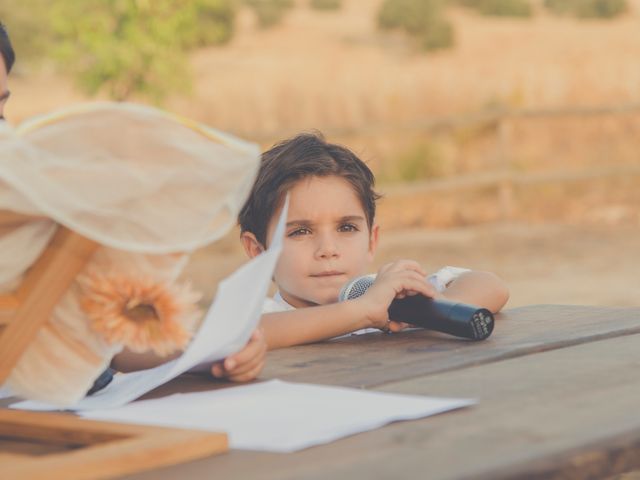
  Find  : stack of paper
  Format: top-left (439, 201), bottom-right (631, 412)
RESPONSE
top-left (13, 201), bottom-right (288, 411)
top-left (80, 379), bottom-right (475, 452)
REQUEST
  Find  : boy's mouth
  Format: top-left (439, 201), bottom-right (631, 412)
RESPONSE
top-left (310, 271), bottom-right (345, 278)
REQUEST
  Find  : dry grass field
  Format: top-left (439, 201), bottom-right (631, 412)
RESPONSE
top-left (6, 0), bottom-right (640, 309)
top-left (183, 218), bottom-right (640, 311)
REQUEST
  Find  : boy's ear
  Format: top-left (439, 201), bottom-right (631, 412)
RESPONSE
top-left (241, 231), bottom-right (265, 259)
top-left (368, 223), bottom-right (380, 260)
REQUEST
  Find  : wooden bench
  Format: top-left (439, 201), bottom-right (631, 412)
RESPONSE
top-left (118, 304), bottom-right (640, 480)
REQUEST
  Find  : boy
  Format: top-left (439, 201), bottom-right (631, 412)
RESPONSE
top-left (239, 133), bottom-right (509, 349)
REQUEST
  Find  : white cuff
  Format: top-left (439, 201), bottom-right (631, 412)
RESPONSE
top-left (427, 266), bottom-right (471, 293)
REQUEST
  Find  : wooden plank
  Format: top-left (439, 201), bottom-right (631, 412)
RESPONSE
top-left (0, 409), bottom-right (127, 445)
top-left (0, 228), bottom-right (98, 384)
top-left (122, 333), bottom-right (640, 480)
top-left (0, 410), bottom-right (228, 480)
top-left (260, 305), bottom-right (640, 388)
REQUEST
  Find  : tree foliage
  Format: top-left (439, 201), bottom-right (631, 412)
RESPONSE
top-left (244, 0), bottom-right (294, 28)
top-left (310, 0), bottom-right (342, 11)
top-left (456, 0), bottom-right (532, 18)
top-left (544, 0), bottom-right (627, 18)
top-left (378, 0), bottom-right (454, 51)
top-left (1, 0), bottom-right (235, 102)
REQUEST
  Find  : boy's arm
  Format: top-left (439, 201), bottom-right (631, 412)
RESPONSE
top-left (111, 329), bottom-right (267, 382)
top-left (260, 300), bottom-right (373, 350)
top-left (261, 260), bottom-right (437, 350)
top-left (440, 271), bottom-right (510, 313)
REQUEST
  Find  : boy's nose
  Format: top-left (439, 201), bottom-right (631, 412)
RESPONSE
top-left (314, 233), bottom-right (339, 259)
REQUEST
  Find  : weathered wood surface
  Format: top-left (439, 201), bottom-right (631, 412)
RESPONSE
top-left (119, 305), bottom-right (640, 480)
top-left (132, 304), bottom-right (640, 401)
top-left (259, 304), bottom-right (640, 388)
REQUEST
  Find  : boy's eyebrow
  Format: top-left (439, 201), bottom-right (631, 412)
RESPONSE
top-left (0, 90), bottom-right (10, 102)
top-left (339, 215), bottom-right (366, 223)
top-left (286, 219), bottom-right (311, 227)
top-left (285, 215), bottom-right (366, 227)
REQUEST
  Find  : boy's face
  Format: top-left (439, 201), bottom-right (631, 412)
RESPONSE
top-left (263, 175), bottom-right (378, 308)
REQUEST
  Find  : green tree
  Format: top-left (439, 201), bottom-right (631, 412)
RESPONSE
top-left (310, 0), bottom-right (342, 10)
top-left (1, 0), bottom-right (235, 102)
top-left (456, 0), bottom-right (532, 18)
top-left (544, 0), bottom-right (627, 18)
top-left (378, 0), bottom-right (454, 51)
top-left (244, 0), bottom-right (294, 28)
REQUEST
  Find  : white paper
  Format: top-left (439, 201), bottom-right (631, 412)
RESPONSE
top-left (0, 386), bottom-right (14, 399)
top-left (80, 379), bottom-right (475, 452)
top-left (13, 200), bottom-right (288, 411)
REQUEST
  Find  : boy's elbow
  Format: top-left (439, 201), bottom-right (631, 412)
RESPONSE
top-left (484, 271), bottom-right (509, 313)
top-left (492, 284), bottom-right (510, 313)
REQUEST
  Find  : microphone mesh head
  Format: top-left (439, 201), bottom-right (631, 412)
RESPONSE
top-left (339, 274), bottom-right (376, 301)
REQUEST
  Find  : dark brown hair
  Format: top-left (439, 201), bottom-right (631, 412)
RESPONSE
top-left (238, 132), bottom-right (381, 246)
top-left (0, 23), bottom-right (15, 74)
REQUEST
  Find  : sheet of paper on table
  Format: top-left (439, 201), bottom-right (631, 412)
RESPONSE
top-left (80, 379), bottom-right (476, 453)
top-left (12, 200), bottom-right (288, 411)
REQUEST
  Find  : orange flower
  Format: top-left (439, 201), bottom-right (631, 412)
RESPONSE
top-left (79, 272), bottom-right (202, 357)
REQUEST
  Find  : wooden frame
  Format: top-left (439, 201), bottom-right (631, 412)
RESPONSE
top-left (0, 224), bottom-right (99, 384)
top-left (0, 214), bottom-right (229, 477)
top-left (0, 409), bottom-right (228, 480)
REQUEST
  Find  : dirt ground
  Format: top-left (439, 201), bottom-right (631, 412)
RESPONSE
top-left (184, 221), bottom-right (640, 311)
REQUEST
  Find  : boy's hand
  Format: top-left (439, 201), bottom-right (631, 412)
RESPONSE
top-left (357, 260), bottom-right (437, 332)
top-left (210, 328), bottom-right (267, 382)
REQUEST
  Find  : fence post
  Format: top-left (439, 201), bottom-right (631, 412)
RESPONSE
top-left (497, 115), bottom-right (515, 221)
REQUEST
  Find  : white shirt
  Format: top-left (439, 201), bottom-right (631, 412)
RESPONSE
top-left (261, 266), bottom-right (471, 336)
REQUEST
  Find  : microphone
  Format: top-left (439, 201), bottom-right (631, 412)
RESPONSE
top-left (339, 275), bottom-right (494, 341)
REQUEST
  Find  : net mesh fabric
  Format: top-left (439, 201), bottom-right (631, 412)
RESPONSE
top-left (0, 103), bottom-right (260, 405)
top-left (1, 102), bottom-right (259, 254)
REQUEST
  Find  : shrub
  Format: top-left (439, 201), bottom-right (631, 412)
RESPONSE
top-left (457, 0), bottom-right (533, 18)
top-left (245, 0), bottom-right (295, 27)
top-left (544, 0), bottom-right (627, 18)
top-left (0, 0), bottom-right (237, 101)
top-left (380, 140), bottom-right (447, 183)
top-left (378, 0), bottom-right (455, 51)
top-left (310, 0), bottom-right (342, 10)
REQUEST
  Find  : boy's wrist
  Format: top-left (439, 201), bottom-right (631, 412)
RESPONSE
top-left (351, 296), bottom-right (384, 329)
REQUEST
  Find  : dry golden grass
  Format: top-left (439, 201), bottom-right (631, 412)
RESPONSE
top-left (9, 1), bottom-right (640, 133)
top-left (6, 0), bottom-right (640, 307)
top-left (173, 0), bottom-right (640, 141)
top-left (182, 221), bottom-right (640, 310)
top-left (9, 1), bottom-right (640, 177)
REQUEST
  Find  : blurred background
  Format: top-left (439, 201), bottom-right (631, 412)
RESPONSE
top-left (2, 0), bottom-right (639, 308)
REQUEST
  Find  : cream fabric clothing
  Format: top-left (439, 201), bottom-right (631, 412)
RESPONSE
top-left (0, 103), bottom-right (260, 406)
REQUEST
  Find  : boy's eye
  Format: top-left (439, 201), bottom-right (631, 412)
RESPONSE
top-left (288, 227), bottom-right (311, 237)
top-left (338, 223), bottom-right (359, 233)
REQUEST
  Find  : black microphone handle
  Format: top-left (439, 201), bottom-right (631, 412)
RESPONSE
top-left (387, 294), bottom-right (494, 341)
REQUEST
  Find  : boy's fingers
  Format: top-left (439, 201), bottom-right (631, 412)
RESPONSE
top-left (224, 348), bottom-right (265, 376)
top-left (250, 328), bottom-right (263, 342)
top-left (228, 361), bottom-right (265, 383)
top-left (395, 278), bottom-right (435, 300)
top-left (388, 321), bottom-right (408, 332)
top-left (388, 260), bottom-right (427, 277)
top-left (210, 362), bottom-right (224, 378)
top-left (224, 329), bottom-right (265, 371)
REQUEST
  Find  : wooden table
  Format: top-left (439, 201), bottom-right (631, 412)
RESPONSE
top-left (17, 305), bottom-right (640, 479)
